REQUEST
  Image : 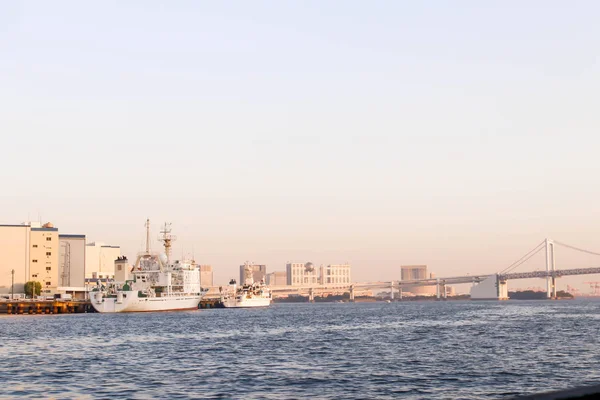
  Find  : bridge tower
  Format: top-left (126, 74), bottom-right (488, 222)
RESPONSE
top-left (308, 287), bottom-right (315, 303)
top-left (545, 239), bottom-right (556, 299)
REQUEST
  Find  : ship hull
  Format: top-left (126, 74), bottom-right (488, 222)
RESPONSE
top-left (91, 291), bottom-right (202, 313)
top-left (222, 297), bottom-right (272, 308)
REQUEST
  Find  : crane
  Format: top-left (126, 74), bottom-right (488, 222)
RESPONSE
top-left (566, 285), bottom-right (581, 295)
top-left (583, 282), bottom-right (600, 296)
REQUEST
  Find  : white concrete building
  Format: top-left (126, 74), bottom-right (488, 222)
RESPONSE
top-left (0, 222), bottom-right (60, 295)
top-left (85, 242), bottom-right (120, 280)
top-left (286, 262), bottom-right (320, 286)
top-left (59, 234), bottom-right (86, 288)
top-left (287, 262), bottom-right (352, 286)
top-left (323, 264), bottom-right (352, 285)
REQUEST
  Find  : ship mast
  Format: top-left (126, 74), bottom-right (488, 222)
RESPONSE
top-left (145, 218), bottom-right (151, 255)
top-left (159, 222), bottom-right (177, 266)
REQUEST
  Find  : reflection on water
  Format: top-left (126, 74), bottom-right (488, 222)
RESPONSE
top-left (1, 300), bottom-right (599, 399)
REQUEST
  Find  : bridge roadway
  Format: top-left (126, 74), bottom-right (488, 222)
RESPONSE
top-left (203, 267), bottom-right (600, 300)
top-left (499, 267), bottom-right (600, 281)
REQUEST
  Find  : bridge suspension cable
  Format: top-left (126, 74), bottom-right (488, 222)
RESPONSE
top-left (553, 240), bottom-right (600, 257)
top-left (499, 240), bottom-right (546, 274)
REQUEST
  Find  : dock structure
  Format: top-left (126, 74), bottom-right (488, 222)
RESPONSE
top-left (0, 300), bottom-right (94, 315)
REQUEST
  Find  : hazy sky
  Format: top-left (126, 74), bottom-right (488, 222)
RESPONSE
top-left (1, 1), bottom-right (599, 287)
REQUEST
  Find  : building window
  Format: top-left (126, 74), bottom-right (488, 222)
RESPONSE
top-left (32, 259), bottom-right (38, 263)
top-left (33, 244), bottom-right (38, 248)
top-left (46, 282), bottom-right (51, 286)
top-left (46, 252), bottom-right (51, 256)
top-left (32, 274), bottom-right (38, 278)
top-left (46, 237), bottom-right (51, 241)
top-left (46, 267), bottom-right (51, 271)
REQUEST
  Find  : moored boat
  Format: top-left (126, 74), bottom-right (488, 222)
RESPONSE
top-left (90, 221), bottom-right (206, 313)
top-left (220, 262), bottom-right (272, 308)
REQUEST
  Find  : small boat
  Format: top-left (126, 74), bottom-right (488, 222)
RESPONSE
top-left (220, 262), bottom-right (272, 308)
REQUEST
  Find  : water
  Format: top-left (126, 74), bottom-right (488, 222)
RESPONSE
top-left (1, 300), bottom-right (599, 399)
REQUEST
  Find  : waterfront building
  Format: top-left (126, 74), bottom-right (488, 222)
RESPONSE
top-left (266, 271), bottom-right (287, 286)
top-left (401, 265), bottom-right (428, 280)
top-left (199, 264), bottom-right (213, 287)
top-left (59, 234), bottom-right (86, 288)
top-left (0, 222), bottom-right (60, 295)
top-left (0, 224), bottom-right (29, 295)
top-left (323, 264), bottom-right (352, 285)
top-left (28, 223), bottom-right (60, 293)
top-left (286, 262), bottom-right (320, 286)
top-left (240, 263), bottom-right (266, 284)
top-left (401, 265), bottom-right (435, 295)
top-left (85, 242), bottom-right (120, 280)
top-left (447, 285), bottom-right (456, 296)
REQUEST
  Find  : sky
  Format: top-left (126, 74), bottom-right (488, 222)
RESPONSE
top-left (1, 1), bottom-right (599, 288)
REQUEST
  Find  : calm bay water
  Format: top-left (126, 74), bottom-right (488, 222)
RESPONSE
top-left (1, 300), bottom-right (600, 399)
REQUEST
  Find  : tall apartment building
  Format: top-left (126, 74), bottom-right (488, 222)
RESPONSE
top-left (239, 264), bottom-right (266, 284)
top-left (59, 234), bottom-right (86, 288)
top-left (85, 242), bottom-right (121, 280)
top-left (199, 265), bottom-right (213, 287)
top-left (0, 222), bottom-right (60, 295)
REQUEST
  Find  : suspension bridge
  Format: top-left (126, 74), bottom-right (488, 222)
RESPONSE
top-left (260, 238), bottom-right (600, 301)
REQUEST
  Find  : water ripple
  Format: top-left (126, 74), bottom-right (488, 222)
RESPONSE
top-left (1, 300), bottom-right (599, 399)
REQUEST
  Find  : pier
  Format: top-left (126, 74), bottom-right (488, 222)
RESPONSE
top-left (0, 300), bottom-right (94, 315)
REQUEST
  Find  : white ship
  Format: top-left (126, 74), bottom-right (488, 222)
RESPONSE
top-left (220, 262), bottom-right (272, 308)
top-left (91, 221), bottom-right (206, 313)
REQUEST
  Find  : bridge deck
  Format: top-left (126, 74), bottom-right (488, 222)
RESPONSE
top-left (256, 267), bottom-right (600, 294)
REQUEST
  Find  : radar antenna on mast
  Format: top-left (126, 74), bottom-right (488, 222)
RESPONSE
top-left (159, 222), bottom-right (177, 265)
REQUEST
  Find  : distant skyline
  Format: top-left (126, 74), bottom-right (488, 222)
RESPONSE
top-left (1, 1), bottom-right (599, 288)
